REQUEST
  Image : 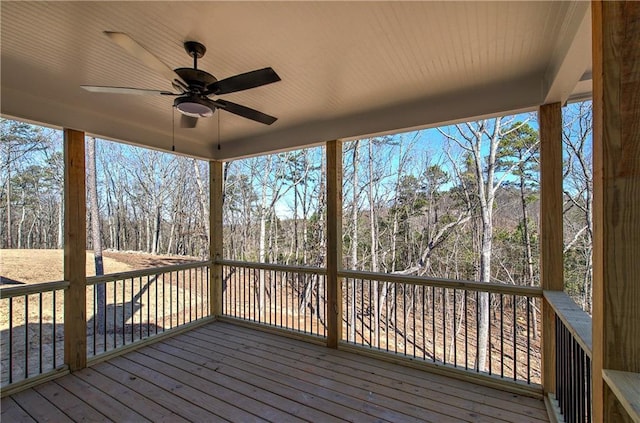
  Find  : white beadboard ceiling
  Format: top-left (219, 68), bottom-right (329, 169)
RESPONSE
top-left (1, 1), bottom-right (591, 160)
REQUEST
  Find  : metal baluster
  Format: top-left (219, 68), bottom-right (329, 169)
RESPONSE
top-left (488, 293), bottom-right (492, 374)
top-left (9, 298), bottom-right (13, 383)
top-left (182, 269), bottom-right (186, 325)
top-left (93, 285), bottom-right (97, 355)
top-left (404, 283), bottom-right (408, 355)
top-left (431, 286), bottom-right (435, 362)
top-left (383, 281), bottom-right (388, 351)
top-left (513, 294), bottom-right (517, 380)
top-left (138, 277), bottom-right (143, 340)
top-left (453, 289), bottom-right (457, 366)
top-left (114, 280), bottom-right (117, 347)
top-left (412, 285), bottom-right (416, 357)
top-left (370, 279), bottom-right (373, 348)
top-left (464, 290), bottom-right (468, 370)
top-left (579, 348), bottom-right (585, 423)
top-left (146, 276), bottom-right (150, 337)
top-left (279, 269), bottom-right (283, 327)
top-left (39, 292), bottom-right (43, 373)
top-left (422, 285), bottom-right (426, 360)
top-left (25, 294), bottom-right (29, 379)
top-left (131, 278), bottom-right (134, 343)
top-left (52, 291), bottom-right (56, 368)
top-left (527, 297), bottom-right (531, 384)
top-left (586, 354), bottom-right (592, 422)
top-left (476, 291), bottom-right (480, 372)
top-left (442, 288), bottom-right (446, 364)
top-left (500, 293), bottom-right (504, 378)
top-left (103, 282), bottom-right (107, 352)
top-left (156, 274), bottom-right (159, 335)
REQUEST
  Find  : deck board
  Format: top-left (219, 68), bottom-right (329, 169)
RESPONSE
top-left (5, 321), bottom-right (549, 422)
top-left (206, 323), bottom-right (549, 422)
top-left (55, 373), bottom-right (150, 423)
top-left (199, 324), bottom-right (548, 423)
top-left (11, 388), bottom-right (75, 423)
top-left (34, 380), bottom-right (109, 422)
top-left (1, 396), bottom-right (37, 423)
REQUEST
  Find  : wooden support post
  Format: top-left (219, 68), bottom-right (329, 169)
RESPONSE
top-left (538, 102), bottom-right (564, 396)
top-left (210, 160), bottom-right (224, 317)
top-left (326, 140), bottom-right (343, 348)
top-left (592, 2), bottom-right (640, 422)
top-left (63, 128), bottom-right (86, 371)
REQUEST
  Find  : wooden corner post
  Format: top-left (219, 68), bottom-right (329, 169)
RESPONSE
top-left (326, 140), bottom-right (343, 348)
top-left (210, 160), bottom-right (224, 317)
top-left (538, 102), bottom-right (563, 397)
top-left (63, 128), bottom-right (87, 370)
top-left (592, 1), bottom-right (640, 422)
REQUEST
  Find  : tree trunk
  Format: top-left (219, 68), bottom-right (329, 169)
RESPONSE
top-left (17, 191), bottom-right (26, 248)
top-left (193, 160), bottom-right (210, 244)
top-left (152, 207), bottom-right (160, 254)
top-left (87, 137), bottom-right (106, 334)
top-left (519, 171), bottom-right (538, 339)
top-left (368, 140), bottom-right (379, 346)
top-left (57, 191), bottom-right (64, 249)
top-left (350, 141), bottom-right (359, 341)
top-left (6, 158), bottom-right (12, 248)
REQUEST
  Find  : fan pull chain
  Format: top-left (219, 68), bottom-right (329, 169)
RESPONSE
top-left (217, 112), bottom-right (221, 150)
top-left (172, 106), bottom-right (176, 152)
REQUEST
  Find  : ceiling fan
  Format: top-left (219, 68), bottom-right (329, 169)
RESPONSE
top-left (81, 32), bottom-right (280, 127)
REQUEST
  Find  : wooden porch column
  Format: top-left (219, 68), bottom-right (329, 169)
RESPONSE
top-left (210, 160), bottom-right (224, 317)
top-left (326, 140), bottom-right (343, 348)
top-left (592, 2), bottom-right (640, 422)
top-left (538, 102), bottom-right (564, 397)
top-left (63, 128), bottom-right (86, 370)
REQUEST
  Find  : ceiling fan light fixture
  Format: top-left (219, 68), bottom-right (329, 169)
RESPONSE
top-left (174, 95), bottom-right (214, 118)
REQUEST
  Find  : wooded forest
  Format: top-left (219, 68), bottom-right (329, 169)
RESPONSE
top-left (0, 101), bottom-right (593, 313)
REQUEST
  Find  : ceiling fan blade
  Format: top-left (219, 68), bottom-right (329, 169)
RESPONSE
top-left (216, 99), bottom-right (277, 125)
top-left (103, 31), bottom-right (186, 87)
top-left (180, 114), bottom-right (199, 129)
top-left (207, 67), bottom-right (281, 95)
top-left (81, 85), bottom-right (176, 95)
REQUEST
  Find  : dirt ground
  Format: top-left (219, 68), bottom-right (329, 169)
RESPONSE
top-left (0, 249), bottom-right (200, 285)
top-left (1, 249), bottom-right (207, 385)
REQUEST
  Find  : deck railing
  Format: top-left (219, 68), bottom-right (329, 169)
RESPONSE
top-left (218, 261), bottom-right (543, 389)
top-left (340, 270), bottom-right (542, 386)
top-left (0, 280), bottom-right (68, 388)
top-left (219, 260), bottom-right (327, 338)
top-left (544, 291), bottom-right (593, 423)
top-left (86, 261), bottom-right (211, 358)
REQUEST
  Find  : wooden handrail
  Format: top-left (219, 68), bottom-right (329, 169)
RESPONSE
top-left (86, 260), bottom-right (209, 285)
top-left (544, 290), bottom-right (592, 357)
top-left (0, 280), bottom-right (69, 299)
top-left (602, 370), bottom-right (640, 423)
top-left (215, 260), bottom-right (542, 296)
top-left (216, 259), bottom-right (327, 275)
top-left (340, 269), bottom-right (543, 297)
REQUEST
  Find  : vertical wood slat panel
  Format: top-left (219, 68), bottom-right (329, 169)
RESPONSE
top-left (326, 140), bottom-right (343, 348)
top-left (210, 161), bottom-right (224, 317)
top-left (538, 102), bottom-right (563, 396)
top-left (63, 128), bottom-right (87, 370)
top-left (592, 1), bottom-right (640, 422)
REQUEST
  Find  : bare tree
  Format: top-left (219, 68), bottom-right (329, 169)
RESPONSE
top-left (439, 117), bottom-right (533, 371)
top-left (562, 101), bottom-right (593, 313)
top-left (87, 137), bottom-right (106, 333)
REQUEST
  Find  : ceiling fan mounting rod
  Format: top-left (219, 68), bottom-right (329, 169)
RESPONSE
top-left (184, 41), bottom-right (206, 70)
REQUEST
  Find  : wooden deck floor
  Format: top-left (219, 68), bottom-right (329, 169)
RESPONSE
top-left (2, 321), bottom-right (549, 422)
